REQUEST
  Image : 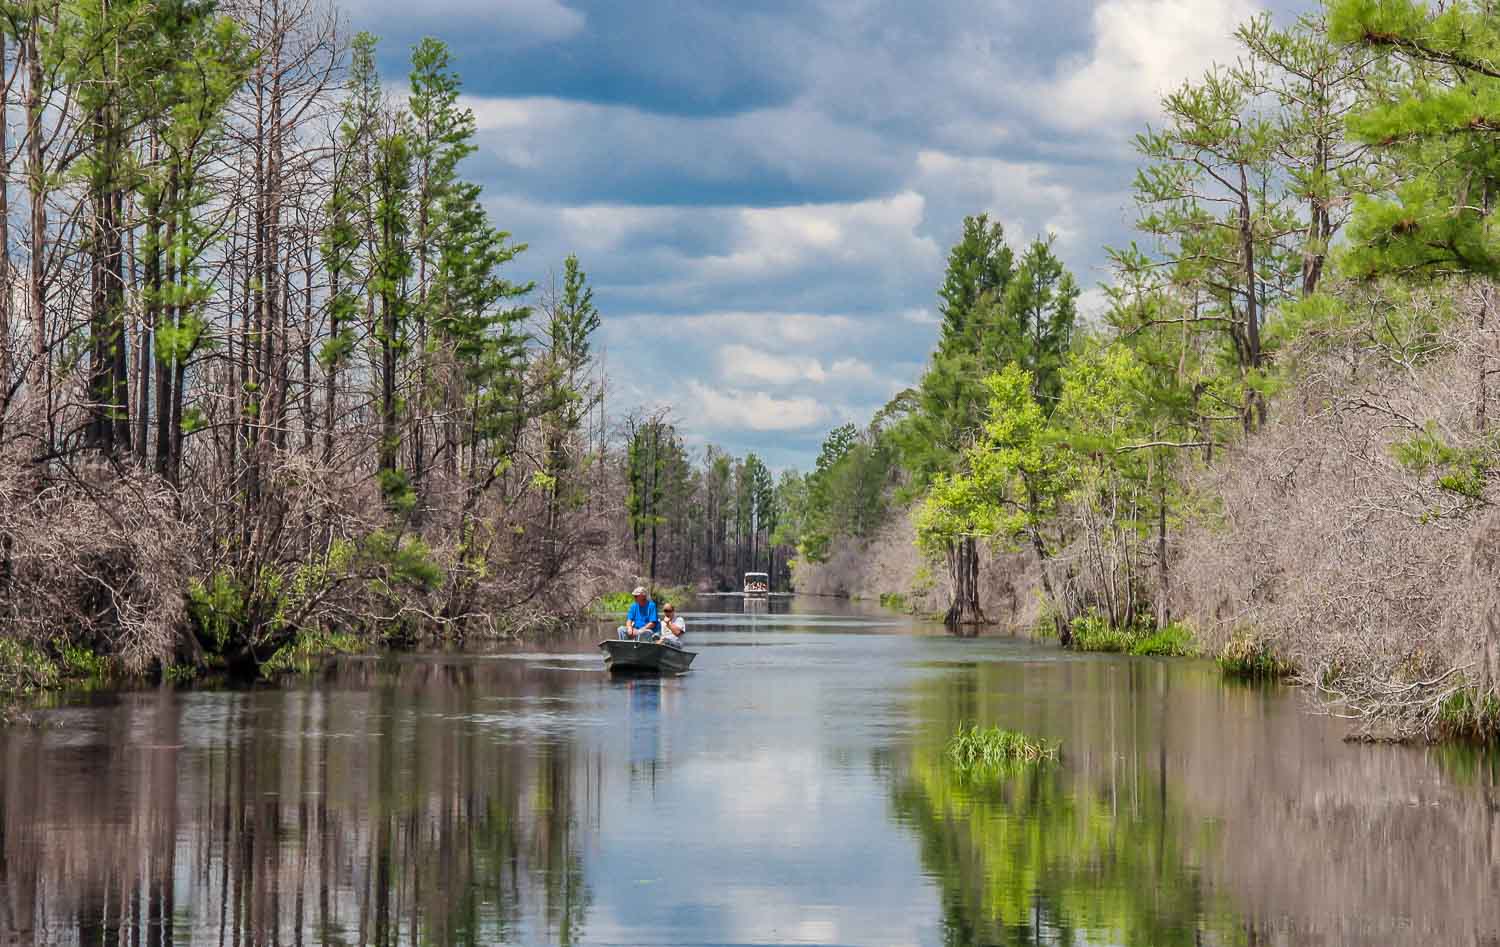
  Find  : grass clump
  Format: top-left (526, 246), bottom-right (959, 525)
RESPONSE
top-left (1066, 610), bottom-right (1200, 657)
top-left (1217, 633), bottom-right (1294, 681)
top-left (1129, 622), bottom-right (1198, 657)
top-left (1437, 688), bottom-right (1500, 743)
top-left (946, 723), bottom-right (1059, 775)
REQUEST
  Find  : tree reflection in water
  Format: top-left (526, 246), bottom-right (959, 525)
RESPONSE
top-left (890, 655), bottom-right (1500, 947)
top-left (0, 656), bottom-right (596, 946)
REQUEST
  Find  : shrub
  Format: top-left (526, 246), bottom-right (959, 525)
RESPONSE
top-left (590, 591), bottom-right (634, 617)
top-left (0, 639), bottom-right (59, 695)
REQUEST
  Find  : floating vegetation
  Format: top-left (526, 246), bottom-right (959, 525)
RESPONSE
top-left (946, 724), bottom-right (1059, 775)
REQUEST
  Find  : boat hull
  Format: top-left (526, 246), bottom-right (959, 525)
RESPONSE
top-left (599, 639), bottom-right (698, 674)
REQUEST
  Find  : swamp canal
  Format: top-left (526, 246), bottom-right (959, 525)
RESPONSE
top-left (1, 597), bottom-right (1497, 945)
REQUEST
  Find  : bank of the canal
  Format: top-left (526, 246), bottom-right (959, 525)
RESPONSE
top-left (2, 595), bottom-right (1496, 945)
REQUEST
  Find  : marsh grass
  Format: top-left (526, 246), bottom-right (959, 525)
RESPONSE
top-left (946, 724), bottom-right (1059, 776)
top-left (1066, 611), bottom-right (1200, 657)
top-left (1217, 633), bottom-right (1295, 681)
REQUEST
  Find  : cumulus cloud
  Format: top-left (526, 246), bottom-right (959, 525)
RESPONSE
top-left (340, 0), bottom-right (1309, 466)
top-left (681, 382), bottom-right (830, 432)
top-left (1040, 0), bottom-right (1261, 132)
top-left (717, 345), bottom-right (877, 387)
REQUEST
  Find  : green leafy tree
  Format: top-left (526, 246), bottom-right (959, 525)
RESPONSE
top-left (994, 235), bottom-right (1080, 404)
top-left (916, 364), bottom-right (1077, 639)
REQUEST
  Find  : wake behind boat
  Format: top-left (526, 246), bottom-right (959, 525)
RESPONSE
top-left (599, 638), bottom-right (698, 674)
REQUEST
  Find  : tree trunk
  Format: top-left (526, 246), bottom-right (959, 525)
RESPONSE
top-left (1478, 280), bottom-right (1490, 434)
top-left (0, 28), bottom-right (10, 443)
top-left (1239, 162), bottom-right (1264, 432)
top-left (26, 22), bottom-right (47, 451)
top-left (154, 182), bottom-right (176, 480)
top-left (944, 536), bottom-right (984, 628)
top-left (1156, 473), bottom-right (1170, 628)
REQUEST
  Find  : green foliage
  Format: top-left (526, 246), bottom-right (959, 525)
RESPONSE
top-left (358, 530), bottom-right (444, 594)
top-left (377, 467), bottom-right (418, 513)
top-left (946, 724), bottom-right (1060, 776)
top-left (56, 643), bottom-right (111, 680)
top-left (261, 629), bottom-right (363, 678)
top-left (916, 364), bottom-right (1074, 555)
top-left (1130, 623), bottom-right (1199, 657)
top-left (187, 570), bottom-right (247, 653)
top-left (1067, 609), bottom-right (1200, 656)
top-left (590, 591), bottom-right (634, 618)
top-left (0, 639), bottom-right (60, 695)
top-left (1330, 0), bottom-right (1500, 281)
top-left (1068, 611), bottom-right (1135, 653)
top-left (799, 423), bottom-right (893, 562)
top-left (1437, 688), bottom-right (1500, 744)
top-left (1392, 423), bottom-right (1493, 505)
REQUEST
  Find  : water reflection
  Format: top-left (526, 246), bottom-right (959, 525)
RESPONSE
top-left (0, 602), bottom-right (1497, 946)
top-left (1, 659), bottom-right (600, 946)
top-left (895, 654), bottom-right (1500, 946)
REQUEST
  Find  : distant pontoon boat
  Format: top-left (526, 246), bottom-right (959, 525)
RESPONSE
top-left (743, 572), bottom-right (769, 596)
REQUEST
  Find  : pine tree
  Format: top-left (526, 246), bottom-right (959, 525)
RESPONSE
top-left (320, 31), bottom-right (380, 464)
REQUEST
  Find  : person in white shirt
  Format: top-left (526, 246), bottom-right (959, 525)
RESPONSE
top-left (659, 602), bottom-right (686, 648)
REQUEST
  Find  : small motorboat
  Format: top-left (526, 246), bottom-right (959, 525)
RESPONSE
top-left (599, 639), bottom-right (698, 674)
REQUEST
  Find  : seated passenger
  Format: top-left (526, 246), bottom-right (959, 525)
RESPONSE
top-left (659, 603), bottom-right (686, 647)
top-left (617, 586), bottom-right (659, 640)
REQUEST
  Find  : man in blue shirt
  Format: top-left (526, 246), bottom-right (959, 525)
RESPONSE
top-left (617, 586), bottom-right (659, 640)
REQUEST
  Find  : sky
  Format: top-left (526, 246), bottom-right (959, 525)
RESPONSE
top-left (346, 0), bottom-right (1307, 471)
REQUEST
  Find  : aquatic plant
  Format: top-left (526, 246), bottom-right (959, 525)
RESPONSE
top-left (946, 724), bottom-right (1059, 774)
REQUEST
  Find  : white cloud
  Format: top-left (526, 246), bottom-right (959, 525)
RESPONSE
top-left (914, 149), bottom-right (1085, 250)
top-left (682, 382), bottom-right (829, 432)
top-left (699, 192), bottom-right (939, 282)
top-left (1040, 0), bottom-right (1260, 132)
top-left (717, 344), bottom-right (876, 387)
top-left (617, 312), bottom-right (861, 347)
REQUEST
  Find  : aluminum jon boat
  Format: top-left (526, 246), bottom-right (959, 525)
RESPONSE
top-left (598, 639), bottom-right (698, 674)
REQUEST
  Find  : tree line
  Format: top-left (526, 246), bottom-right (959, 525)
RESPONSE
top-left (795, 0), bottom-right (1500, 738)
top-left (0, 0), bottom-right (614, 679)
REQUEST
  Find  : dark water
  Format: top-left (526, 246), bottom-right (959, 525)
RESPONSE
top-left (2, 597), bottom-right (1498, 946)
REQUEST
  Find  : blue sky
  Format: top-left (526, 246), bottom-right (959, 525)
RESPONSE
top-left (347, 0), bottom-right (1307, 471)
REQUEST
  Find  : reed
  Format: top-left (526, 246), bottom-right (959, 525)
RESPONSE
top-left (946, 724), bottom-right (1059, 773)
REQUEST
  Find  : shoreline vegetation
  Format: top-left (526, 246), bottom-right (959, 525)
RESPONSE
top-left (0, 0), bottom-right (799, 715)
top-left (788, 3), bottom-right (1500, 746)
top-left (5, 1), bottom-right (1500, 748)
